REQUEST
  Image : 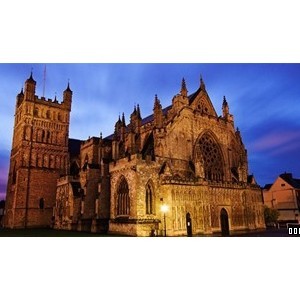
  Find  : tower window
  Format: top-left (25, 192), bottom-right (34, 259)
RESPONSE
top-left (39, 198), bottom-right (45, 209)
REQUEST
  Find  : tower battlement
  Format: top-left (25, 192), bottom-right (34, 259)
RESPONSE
top-left (3, 72), bottom-right (72, 229)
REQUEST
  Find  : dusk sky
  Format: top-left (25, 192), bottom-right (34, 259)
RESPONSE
top-left (1, 63), bottom-right (300, 199)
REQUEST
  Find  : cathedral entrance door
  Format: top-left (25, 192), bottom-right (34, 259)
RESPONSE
top-left (186, 212), bottom-right (192, 236)
top-left (220, 208), bottom-right (229, 236)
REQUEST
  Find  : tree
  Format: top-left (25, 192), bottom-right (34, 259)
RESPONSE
top-left (264, 205), bottom-right (280, 226)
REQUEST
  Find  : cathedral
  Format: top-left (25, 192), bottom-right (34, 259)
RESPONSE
top-left (4, 72), bottom-right (265, 236)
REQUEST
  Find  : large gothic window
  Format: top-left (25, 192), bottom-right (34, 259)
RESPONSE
top-left (142, 133), bottom-right (155, 161)
top-left (195, 133), bottom-right (224, 181)
top-left (117, 177), bottom-right (130, 216)
top-left (145, 183), bottom-right (154, 214)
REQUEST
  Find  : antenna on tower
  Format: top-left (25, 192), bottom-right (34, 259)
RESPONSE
top-left (43, 64), bottom-right (46, 97)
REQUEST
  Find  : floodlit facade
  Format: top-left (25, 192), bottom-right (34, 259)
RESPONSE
top-left (4, 74), bottom-right (265, 236)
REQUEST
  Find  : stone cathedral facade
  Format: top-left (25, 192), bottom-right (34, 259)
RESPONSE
top-left (4, 73), bottom-right (265, 236)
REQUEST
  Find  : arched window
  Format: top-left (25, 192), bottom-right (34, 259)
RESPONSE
top-left (195, 133), bottom-right (224, 181)
top-left (41, 130), bottom-right (45, 142)
top-left (117, 177), bottom-right (130, 216)
top-left (145, 183), bottom-right (154, 214)
top-left (141, 133), bottom-right (155, 161)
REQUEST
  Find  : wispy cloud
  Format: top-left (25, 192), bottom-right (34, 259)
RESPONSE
top-left (250, 131), bottom-right (300, 152)
top-left (1, 63), bottom-right (300, 193)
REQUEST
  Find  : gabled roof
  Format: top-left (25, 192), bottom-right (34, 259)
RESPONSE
top-left (104, 105), bottom-right (172, 140)
top-left (263, 183), bottom-right (272, 190)
top-left (188, 86), bottom-right (203, 104)
top-left (279, 173), bottom-right (300, 189)
top-left (141, 105), bottom-right (172, 126)
top-left (103, 85), bottom-right (217, 140)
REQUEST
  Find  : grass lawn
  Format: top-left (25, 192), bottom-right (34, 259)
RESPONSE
top-left (0, 228), bottom-right (127, 237)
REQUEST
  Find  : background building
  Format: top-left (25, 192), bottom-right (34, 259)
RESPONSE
top-left (263, 173), bottom-right (300, 224)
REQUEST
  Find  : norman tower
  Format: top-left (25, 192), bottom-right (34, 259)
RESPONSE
top-left (4, 73), bottom-right (72, 228)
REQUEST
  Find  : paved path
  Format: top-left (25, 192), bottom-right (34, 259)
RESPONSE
top-left (0, 227), bottom-right (298, 237)
top-left (230, 228), bottom-right (296, 237)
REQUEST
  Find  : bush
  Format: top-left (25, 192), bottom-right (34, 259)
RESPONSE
top-left (264, 205), bottom-right (280, 226)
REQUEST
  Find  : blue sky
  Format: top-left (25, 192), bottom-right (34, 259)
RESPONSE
top-left (1, 63), bottom-right (300, 199)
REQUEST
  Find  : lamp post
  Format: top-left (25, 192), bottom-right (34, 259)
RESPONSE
top-left (161, 204), bottom-right (169, 237)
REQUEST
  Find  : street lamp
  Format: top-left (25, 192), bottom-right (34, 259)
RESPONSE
top-left (161, 204), bottom-right (169, 237)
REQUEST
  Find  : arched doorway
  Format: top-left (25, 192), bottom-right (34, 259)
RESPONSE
top-left (186, 212), bottom-right (192, 236)
top-left (220, 208), bottom-right (229, 236)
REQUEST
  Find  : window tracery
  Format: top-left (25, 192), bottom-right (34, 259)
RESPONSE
top-left (117, 177), bottom-right (130, 216)
top-left (195, 133), bottom-right (224, 181)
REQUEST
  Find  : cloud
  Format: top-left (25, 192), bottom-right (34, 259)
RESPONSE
top-left (1, 63), bottom-right (300, 192)
top-left (250, 131), bottom-right (300, 152)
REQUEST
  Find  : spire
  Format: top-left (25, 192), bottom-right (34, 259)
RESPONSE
top-left (63, 80), bottom-right (73, 110)
top-left (24, 71), bottom-right (36, 101)
top-left (65, 81), bottom-right (72, 92)
top-left (17, 87), bottom-right (24, 104)
top-left (153, 94), bottom-right (164, 128)
top-left (114, 114), bottom-right (122, 139)
top-left (222, 95), bottom-right (230, 119)
top-left (122, 112), bottom-right (126, 126)
top-left (222, 96), bottom-right (228, 107)
top-left (200, 75), bottom-right (206, 91)
top-left (153, 94), bottom-right (161, 109)
top-left (180, 78), bottom-right (188, 97)
top-left (26, 71), bottom-right (36, 83)
top-left (137, 104), bottom-right (141, 119)
top-left (133, 104), bottom-right (137, 114)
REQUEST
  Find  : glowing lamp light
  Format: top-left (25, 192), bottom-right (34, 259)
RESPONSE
top-left (160, 204), bottom-right (169, 213)
top-left (160, 204), bottom-right (169, 236)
